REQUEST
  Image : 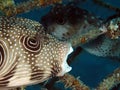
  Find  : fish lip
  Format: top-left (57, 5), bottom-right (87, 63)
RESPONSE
top-left (57, 43), bottom-right (73, 76)
top-left (57, 63), bottom-right (72, 76)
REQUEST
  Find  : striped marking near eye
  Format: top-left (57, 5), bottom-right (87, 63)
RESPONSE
top-left (20, 35), bottom-right (42, 54)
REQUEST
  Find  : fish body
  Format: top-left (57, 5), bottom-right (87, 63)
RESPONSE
top-left (81, 34), bottom-right (120, 57)
top-left (81, 17), bottom-right (120, 58)
top-left (41, 3), bottom-right (104, 41)
top-left (0, 16), bottom-right (73, 88)
top-left (41, 3), bottom-right (120, 58)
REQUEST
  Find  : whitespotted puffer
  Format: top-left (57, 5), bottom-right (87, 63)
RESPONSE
top-left (0, 16), bottom-right (73, 89)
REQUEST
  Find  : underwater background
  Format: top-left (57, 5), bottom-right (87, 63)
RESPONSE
top-left (3, 0), bottom-right (120, 90)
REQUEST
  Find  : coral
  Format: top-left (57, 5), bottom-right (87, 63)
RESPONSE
top-left (9, 87), bottom-right (25, 90)
top-left (96, 68), bottom-right (120, 90)
top-left (57, 68), bottom-right (120, 90)
top-left (105, 17), bottom-right (120, 39)
top-left (59, 73), bottom-right (90, 90)
top-left (0, 0), bottom-right (15, 15)
top-left (0, 0), bottom-right (15, 10)
top-left (93, 0), bottom-right (120, 12)
top-left (0, 0), bottom-right (62, 16)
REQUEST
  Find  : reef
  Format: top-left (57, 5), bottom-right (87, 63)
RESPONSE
top-left (59, 73), bottom-right (90, 90)
top-left (96, 68), bottom-right (120, 90)
top-left (93, 0), bottom-right (120, 12)
top-left (0, 0), bottom-right (120, 90)
top-left (0, 0), bottom-right (62, 16)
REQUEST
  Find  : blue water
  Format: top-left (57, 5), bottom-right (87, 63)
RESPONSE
top-left (14, 0), bottom-right (120, 90)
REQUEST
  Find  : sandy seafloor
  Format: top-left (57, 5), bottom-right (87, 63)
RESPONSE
top-left (13, 0), bottom-right (120, 90)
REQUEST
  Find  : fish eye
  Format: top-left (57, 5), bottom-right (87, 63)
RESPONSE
top-left (56, 17), bottom-right (65, 25)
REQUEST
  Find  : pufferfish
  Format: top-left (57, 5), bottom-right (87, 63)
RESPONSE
top-left (0, 16), bottom-right (73, 89)
top-left (41, 3), bottom-right (104, 41)
top-left (41, 3), bottom-right (120, 58)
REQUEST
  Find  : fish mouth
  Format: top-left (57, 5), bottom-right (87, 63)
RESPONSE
top-left (56, 43), bottom-right (73, 76)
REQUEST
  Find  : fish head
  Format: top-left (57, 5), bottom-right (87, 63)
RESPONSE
top-left (56, 42), bottom-right (73, 76)
top-left (41, 3), bottom-right (106, 42)
top-left (39, 34), bottom-right (74, 77)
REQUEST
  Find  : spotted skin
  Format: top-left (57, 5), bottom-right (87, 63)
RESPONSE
top-left (42, 4), bottom-right (120, 58)
top-left (81, 18), bottom-right (120, 58)
top-left (0, 16), bottom-right (72, 87)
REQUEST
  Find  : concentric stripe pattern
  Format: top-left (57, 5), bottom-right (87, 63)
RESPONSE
top-left (20, 35), bottom-right (41, 54)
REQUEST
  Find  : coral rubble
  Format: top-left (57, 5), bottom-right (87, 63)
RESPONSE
top-left (0, 0), bottom-right (62, 16)
top-left (59, 73), bottom-right (90, 90)
top-left (97, 67), bottom-right (120, 90)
